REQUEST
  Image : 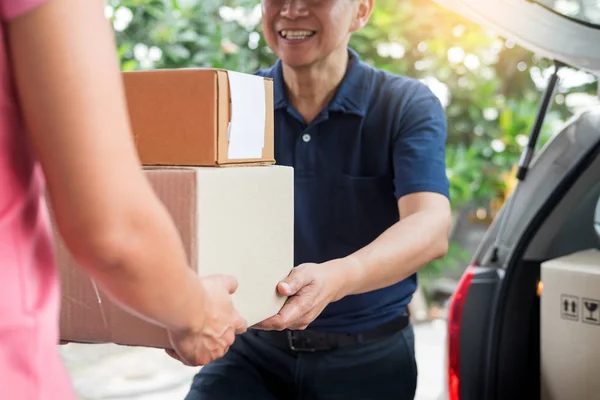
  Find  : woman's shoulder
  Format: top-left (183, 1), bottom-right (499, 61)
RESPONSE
top-left (1, 0), bottom-right (49, 21)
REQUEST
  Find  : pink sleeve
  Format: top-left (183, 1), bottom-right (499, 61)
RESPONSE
top-left (1, 0), bottom-right (48, 21)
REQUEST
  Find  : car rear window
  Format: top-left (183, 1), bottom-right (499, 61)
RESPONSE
top-left (534, 0), bottom-right (600, 27)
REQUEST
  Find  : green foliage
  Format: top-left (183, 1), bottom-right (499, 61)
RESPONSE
top-left (107, 0), bottom-right (274, 72)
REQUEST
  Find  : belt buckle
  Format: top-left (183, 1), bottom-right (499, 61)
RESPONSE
top-left (286, 330), bottom-right (328, 352)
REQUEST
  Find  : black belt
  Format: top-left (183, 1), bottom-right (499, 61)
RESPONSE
top-left (252, 314), bottom-right (410, 352)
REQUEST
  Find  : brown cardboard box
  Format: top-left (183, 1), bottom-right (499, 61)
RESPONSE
top-left (56, 165), bottom-right (293, 348)
top-left (122, 68), bottom-right (275, 166)
top-left (541, 249), bottom-right (600, 400)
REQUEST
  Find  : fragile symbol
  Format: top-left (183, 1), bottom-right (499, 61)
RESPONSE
top-left (560, 294), bottom-right (579, 322)
top-left (582, 298), bottom-right (600, 326)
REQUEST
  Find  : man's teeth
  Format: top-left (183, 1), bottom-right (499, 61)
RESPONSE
top-left (281, 30), bottom-right (315, 39)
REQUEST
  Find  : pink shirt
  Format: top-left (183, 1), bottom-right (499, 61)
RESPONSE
top-left (1, 1), bottom-right (76, 398)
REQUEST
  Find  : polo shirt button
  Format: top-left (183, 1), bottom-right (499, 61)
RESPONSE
top-left (302, 133), bottom-right (311, 143)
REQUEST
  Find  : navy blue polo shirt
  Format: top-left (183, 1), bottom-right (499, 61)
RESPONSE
top-left (255, 48), bottom-right (449, 334)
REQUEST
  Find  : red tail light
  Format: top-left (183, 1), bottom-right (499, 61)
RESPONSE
top-left (447, 264), bottom-right (476, 400)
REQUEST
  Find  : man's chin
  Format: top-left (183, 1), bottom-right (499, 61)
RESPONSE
top-left (279, 54), bottom-right (317, 70)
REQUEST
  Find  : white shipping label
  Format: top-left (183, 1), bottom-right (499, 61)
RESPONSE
top-left (226, 71), bottom-right (266, 159)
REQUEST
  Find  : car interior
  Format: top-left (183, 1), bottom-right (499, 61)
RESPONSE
top-left (485, 112), bottom-right (600, 399)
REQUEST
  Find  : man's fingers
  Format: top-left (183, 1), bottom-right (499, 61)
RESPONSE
top-left (269, 298), bottom-right (305, 330)
top-left (287, 309), bottom-right (315, 330)
top-left (277, 281), bottom-right (295, 296)
top-left (278, 265), bottom-right (311, 296)
top-left (251, 317), bottom-right (276, 330)
top-left (256, 315), bottom-right (285, 330)
top-left (252, 295), bottom-right (307, 330)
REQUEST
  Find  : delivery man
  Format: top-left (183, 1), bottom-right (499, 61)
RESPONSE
top-left (185, 0), bottom-right (451, 398)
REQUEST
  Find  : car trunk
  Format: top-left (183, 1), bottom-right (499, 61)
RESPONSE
top-left (432, 1), bottom-right (600, 398)
top-left (486, 140), bottom-right (600, 400)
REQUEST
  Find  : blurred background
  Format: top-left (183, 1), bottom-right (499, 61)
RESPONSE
top-left (105, 0), bottom-right (599, 299)
top-left (59, 0), bottom-right (600, 398)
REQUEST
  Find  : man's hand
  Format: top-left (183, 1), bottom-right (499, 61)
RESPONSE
top-left (253, 260), bottom-right (351, 331)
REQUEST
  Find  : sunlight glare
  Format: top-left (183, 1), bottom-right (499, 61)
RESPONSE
top-left (447, 46), bottom-right (465, 64)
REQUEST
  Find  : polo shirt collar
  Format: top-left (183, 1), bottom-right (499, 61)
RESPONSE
top-left (271, 47), bottom-right (370, 116)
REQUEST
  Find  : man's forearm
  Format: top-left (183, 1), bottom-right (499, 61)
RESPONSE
top-left (336, 209), bottom-right (451, 298)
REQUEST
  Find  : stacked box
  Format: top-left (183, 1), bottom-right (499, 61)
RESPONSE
top-left (55, 69), bottom-right (294, 348)
top-left (122, 68), bottom-right (275, 166)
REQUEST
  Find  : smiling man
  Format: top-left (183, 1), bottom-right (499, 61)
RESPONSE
top-left (184, 0), bottom-right (451, 398)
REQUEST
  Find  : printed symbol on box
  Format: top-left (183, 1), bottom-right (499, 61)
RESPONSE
top-left (561, 294), bottom-right (579, 321)
top-left (582, 298), bottom-right (600, 325)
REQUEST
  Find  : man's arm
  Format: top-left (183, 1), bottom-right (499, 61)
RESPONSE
top-left (255, 193), bottom-right (451, 331)
top-left (337, 86), bottom-right (451, 298)
top-left (338, 192), bottom-right (451, 298)
top-left (254, 84), bottom-right (451, 331)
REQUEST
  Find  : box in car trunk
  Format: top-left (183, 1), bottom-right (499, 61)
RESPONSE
top-left (540, 248), bottom-right (600, 400)
top-left (122, 68), bottom-right (275, 167)
top-left (54, 165), bottom-right (294, 348)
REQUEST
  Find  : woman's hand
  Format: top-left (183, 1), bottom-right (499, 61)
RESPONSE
top-left (166, 275), bottom-right (247, 366)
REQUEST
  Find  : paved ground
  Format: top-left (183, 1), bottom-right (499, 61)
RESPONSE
top-left (414, 319), bottom-right (447, 400)
top-left (60, 320), bottom-right (447, 400)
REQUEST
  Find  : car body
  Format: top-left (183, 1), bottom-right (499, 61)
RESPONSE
top-left (432, 0), bottom-right (600, 399)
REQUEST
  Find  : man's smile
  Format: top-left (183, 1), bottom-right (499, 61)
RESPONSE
top-left (278, 30), bottom-right (317, 40)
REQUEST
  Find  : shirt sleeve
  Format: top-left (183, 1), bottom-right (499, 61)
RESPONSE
top-left (1, 0), bottom-right (47, 21)
top-left (392, 82), bottom-right (450, 200)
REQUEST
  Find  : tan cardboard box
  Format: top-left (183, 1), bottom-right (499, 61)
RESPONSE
top-left (122, 68), bottom-right (275, 166)
top-left (55, 165), bottom-right (293, 348)
top-left (541, 248), bottom-right (600, 400)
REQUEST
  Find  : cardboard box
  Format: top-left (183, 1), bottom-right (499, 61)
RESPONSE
top-left (541, 249), bottom-right (600, 400)
top-left (122, 69), bottom-right (275, 166)
top-left (56, 165), bottom-right (293, 348)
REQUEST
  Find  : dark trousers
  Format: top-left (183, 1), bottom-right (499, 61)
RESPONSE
top-left (184, 324), bottom-right (417, 400)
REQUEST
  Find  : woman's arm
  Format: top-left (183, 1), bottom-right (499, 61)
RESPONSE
top-left (7, 0), bottom-right (243, 362)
